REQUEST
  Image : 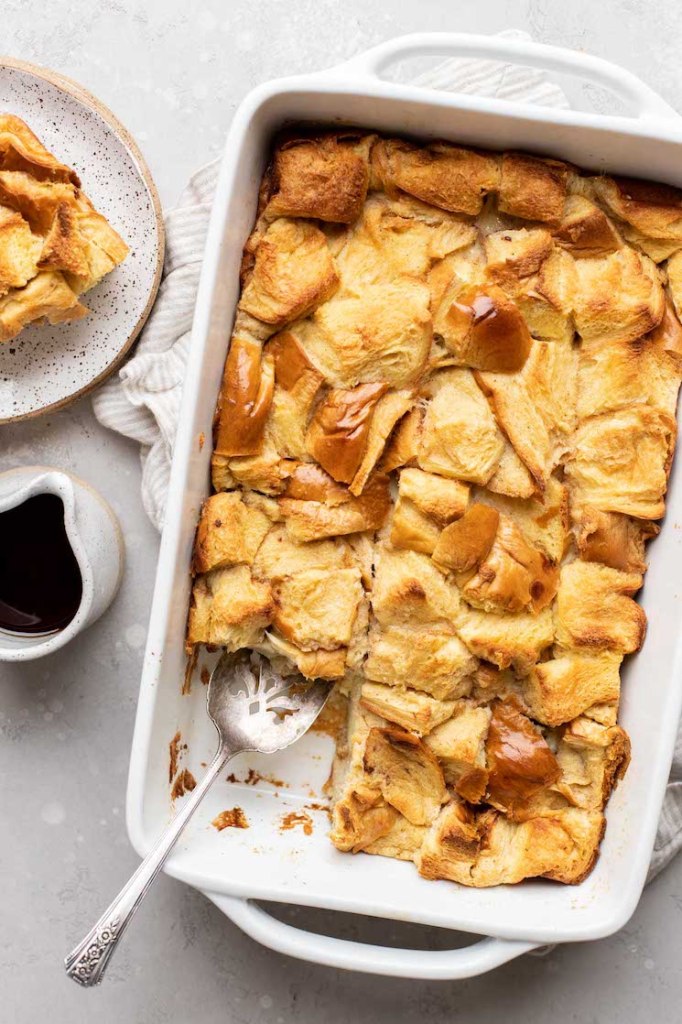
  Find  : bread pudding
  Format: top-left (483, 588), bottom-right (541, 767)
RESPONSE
top-left (0, 114), bottom-right (128, 342)
top-left (187, 128), bottom-right (682, 886)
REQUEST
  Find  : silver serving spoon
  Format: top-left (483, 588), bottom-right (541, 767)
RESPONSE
top-left (65, 651), bottom-right (331, 987)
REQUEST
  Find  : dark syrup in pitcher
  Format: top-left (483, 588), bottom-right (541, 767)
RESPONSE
top-left (0, 493), bottom-right (82, 634)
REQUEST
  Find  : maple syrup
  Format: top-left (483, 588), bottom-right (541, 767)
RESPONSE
top-left (0, 493), bottom-right (82, 634)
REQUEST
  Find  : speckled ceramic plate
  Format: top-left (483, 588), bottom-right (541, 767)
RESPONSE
top-left (0, 58), bottom-right (164, 423)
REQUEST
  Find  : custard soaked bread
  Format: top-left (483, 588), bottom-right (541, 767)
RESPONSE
top-left (0, 115), bottom-right (128, 342)
top-left (188, 128), bottom-right (682, 886)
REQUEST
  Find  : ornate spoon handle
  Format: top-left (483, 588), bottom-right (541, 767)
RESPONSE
top-left (65, 744), bottom-right (234, 986)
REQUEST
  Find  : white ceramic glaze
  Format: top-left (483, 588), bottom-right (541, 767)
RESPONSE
top-left (126, 34), bottom-right (682, 979)
top-left (0, 466), bottom-right (124, 661)
top-left (0, 59), bottom-right (164, 423)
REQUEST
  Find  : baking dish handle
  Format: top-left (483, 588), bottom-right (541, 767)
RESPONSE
top-left (208, 894), bottom-right (539, 979)
top-left (331, 32), bottom-right (679, 121)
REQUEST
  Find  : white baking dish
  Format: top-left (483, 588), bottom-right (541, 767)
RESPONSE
top-left (127, 34), bottom-right (682, 980)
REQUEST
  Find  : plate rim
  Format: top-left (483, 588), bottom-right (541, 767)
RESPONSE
top-left (0, 55), bottom-right (166, 424)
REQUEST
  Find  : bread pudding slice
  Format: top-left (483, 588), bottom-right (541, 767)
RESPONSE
top-left (0, 114), bottom-right (128, 342)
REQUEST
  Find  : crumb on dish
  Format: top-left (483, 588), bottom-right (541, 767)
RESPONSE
top-left (212, 807), bottom-right (249, 830)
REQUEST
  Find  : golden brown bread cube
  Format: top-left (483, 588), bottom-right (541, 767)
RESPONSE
top-left (572, 247), bottom-right (665, 343)
top-left (348, 389), bottom-right (414, 496)
top-left (187, 565), bottom-right (273, 650)
top-left (572, 505), bottom-right (657, 574)
top-left (498, 152), bottom-right (570, 224)
top-left (475, 476), bottom-right (569, 564)
top-left (264, 132), bottom-right (373, 224)
top-left (239, 218), bottom-right (339, 328)
top-left (390, 489), bottom-right (442, 555)
top-left (363, 623), bottom-right (476, 700)
top-left (282, 461), bottom-right (352, 505)
top-left (330, 783), bottom-right (399, 854)
top-left (398, 468), bottom-right (470, 523)
top-left (577, 320), bottom-right (682, 422)
top-left (433, 503), bottom-right (500, 573)
top-left (362, 816), bottom-right (427, 862)
top-left (582, 174), bottom-right (682, 262)
top-left (329, 687), bottom-right (402, 852)
top-left (435, 504), bottom-right (558, 615)
top-left (363, 727), bottom-right (447, 826)
top-left (214, 335), bottom-right (275, 458)
top-left (0, 170), bottom-right (78, 233)
top-left (0, 114), bottom-right (79, 184)
top-left (391, 468), bottom-right (469, 556)
top-left (418, 369), bottom-right (505, 484)
top-left (566, 405), bottom-right (676, 520)
top-left (523, 650), bottom-right (623, 726)
top-left (305, 381), bottom-right (387, 484)
top-left (272, 567), bottom-right (364, 651)
top-left (424, 701), bottom-right (491, 801)
top-left (485, 442), bottom-right (537, 500)
top-left (416, 801), bottom-right (486, 882)
top-left (388, 519), bottom-right (441, 565)
top-left (62, 194), bottom-right (129, 294)
top-left (476, 337), bottom-right (577, 491)
top-left (432, 280), bottom-right (532, 372)
top-left (552, 717), bottom-right (631, 810)
top-left (552, 195), bottom-right (622, 258)
top-left (359, 681), bottom-right (456, 737)
top-left (337, 192), bottom-right (477, 282)
top-left (555, 560), bottom-right (646, 654)
top-left (264, 330), bottom-right (325, 459)
top-left (260, 632), bottom-right (347, 680)
top-left (464, 516), bottom-right (559, 615)
top-left (380, 405), bottom-right (424, 474)
top-left (485, 226), bottom-right (554, 285)
top-left (515, 248), bottom-right (576, 344)
top-left (371, 545), bottom-right (460, 630)
top-left (278, 472), bottom-right (391, 542)
top-left (493, 152), bottom-right (569, 223)
top-left (37, 200), bottom-right (90, 278)
top-left (296, 278), bottom-right (432, 389)
top-left (484, 228), bottom-right (576, 342)
top-left (456, 603), bottom-right (554, 673)
top-left (192, 492), bottom-right (271, 575)
top-left (210, 454), bottom-right (235, 493)
top-left (221, 440), bottom-right (291, 496)
top-left (252, 524), bottom-right (355, 580)
top-left (371, 138), bottom-right (499, 216)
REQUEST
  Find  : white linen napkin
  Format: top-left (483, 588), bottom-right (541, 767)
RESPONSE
top-left (92, 29), bottom-right (682, 881)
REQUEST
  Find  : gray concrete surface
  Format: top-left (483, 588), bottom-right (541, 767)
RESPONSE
top-left (2, 0), bottom-right (682, 1020)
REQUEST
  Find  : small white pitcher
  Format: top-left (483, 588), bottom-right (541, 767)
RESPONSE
top-left (0, 466), bottom-right (124, 661)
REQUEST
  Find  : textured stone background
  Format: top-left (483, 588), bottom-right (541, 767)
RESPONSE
top-left (2, 1), bottom-right (682, 1021)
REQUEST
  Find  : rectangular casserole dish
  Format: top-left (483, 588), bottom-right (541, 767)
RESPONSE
top-left (126, 33), bottom-right (682, 980)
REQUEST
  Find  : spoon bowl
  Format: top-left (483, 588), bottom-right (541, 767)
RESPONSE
top-left (65, 651), bottom-right (331, 987)
top-left (208, 650), bottom-right (331, 755)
